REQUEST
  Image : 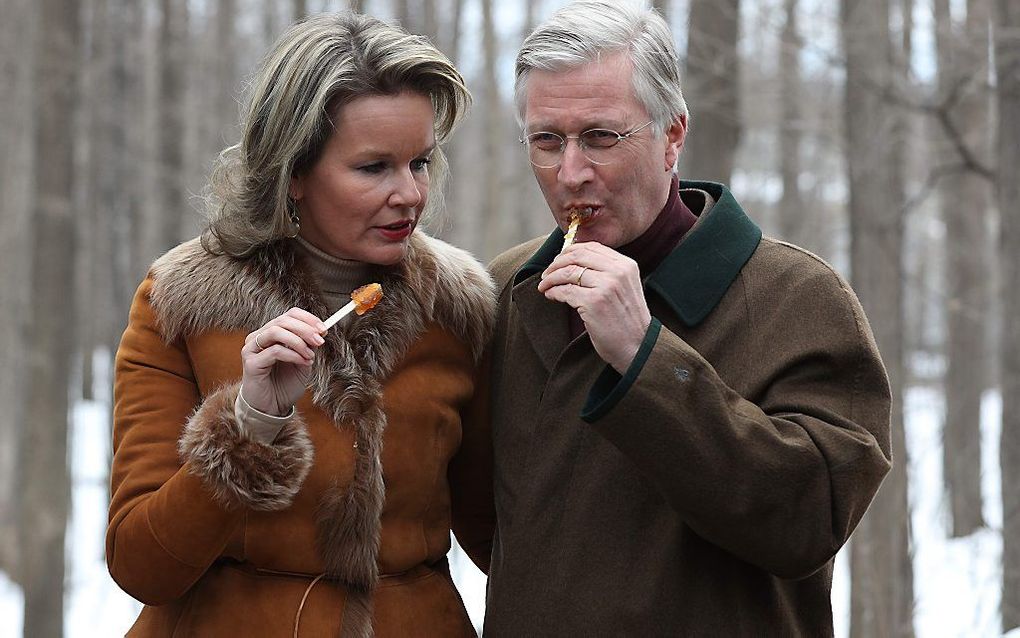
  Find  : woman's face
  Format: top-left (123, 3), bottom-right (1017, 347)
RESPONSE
top-left (291, 91), bottom-right (436, 265)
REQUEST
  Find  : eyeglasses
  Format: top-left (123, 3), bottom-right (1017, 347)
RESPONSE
top-left (519, 120), bottom-right (655, 169)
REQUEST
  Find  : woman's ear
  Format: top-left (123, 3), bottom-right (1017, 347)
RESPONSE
top-left (289, 175), bottom-right (303, 202)
top-left (664, 115), bottom-right (687, 172)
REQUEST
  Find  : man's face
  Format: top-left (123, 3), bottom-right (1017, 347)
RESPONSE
top-left (523, 51), bottom-right (685, 248)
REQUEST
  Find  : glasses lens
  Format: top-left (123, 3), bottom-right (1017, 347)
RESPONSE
top-left (579, 129), bottom-right (621, 149)
top-left (527, 132), bottom-right (564, 151)
top-left (525, 132), bottom-right (563, 168)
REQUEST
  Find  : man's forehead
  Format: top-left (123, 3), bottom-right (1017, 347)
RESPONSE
top-left (522, 55), bottom-right (642, 132)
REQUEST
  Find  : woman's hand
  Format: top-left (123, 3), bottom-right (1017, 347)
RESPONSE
top-left (240, 308), bottom-right (327, 416)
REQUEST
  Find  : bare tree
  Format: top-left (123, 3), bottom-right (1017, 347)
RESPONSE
top-left (682, 0), bottom-right (742, 183)
top-left (214, 0), bottom-right (238, 149)
top-left (149, 0), bottom-right (188, 258)
top-left (394, 0), bottom-right (411, 28)
top-left (777, 0), bottom-right (806, 245)
top-left (997, 1), bottom-right (1020, 629)
top-left (935, 0), bottom-right (993, 538)
top-left (18, 0), bottom-right (80, 634)
top-left (109, 0), bottom-right (146, 320)
top-left (480, 0), bottom-right (505, 258)
top-left (652, 0), bottom-right (671, 25)
top-left (842, 0), bottom-right (915, 635)
top-left (293, 0), bottom-right (307, 21)
top-left (422, 0), bottom-right (439, 45)
top-left (0, 0), bottom-right (36, 581)
top-left (449, 0), bottom-right (465, 66)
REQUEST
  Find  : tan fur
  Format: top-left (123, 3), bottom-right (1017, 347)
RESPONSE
top-left (150, 233), bottom-right (495, 635)
top-left (178, 382), bottom-right (314, 511)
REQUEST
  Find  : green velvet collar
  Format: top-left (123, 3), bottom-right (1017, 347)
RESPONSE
top-left (513, 180), bottom-right (762, 327)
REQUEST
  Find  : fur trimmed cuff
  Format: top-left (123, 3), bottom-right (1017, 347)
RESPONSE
top-left (179, 382), bottom-right (314, 511)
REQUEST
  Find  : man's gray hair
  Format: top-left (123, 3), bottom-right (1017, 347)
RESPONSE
top-left (203, 12), bottom-right (470, 257)
top-left (514, 0), bottom-right (687, 136)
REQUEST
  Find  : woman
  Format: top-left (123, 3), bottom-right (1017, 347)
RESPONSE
top-left (107, 12), bottom-right (494, 637)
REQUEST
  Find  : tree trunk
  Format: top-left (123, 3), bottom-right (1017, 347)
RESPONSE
top-left (19, 0), bottom-right (79, 635)
top-left (110, 0), bottom-right (145, 325)
top-left (293, 0), bottom-right (307, 21)
top-left (682, 0), bottom-right (741, 183)
top-left (652, 0), bottom-right (671, 25)
top-left (777, 0), bottom-right (806, 246)
top-left (0, 0), bottom-right (36, 581)
top-left (480, 0), bottom-right (504, 259)
top-left (421, 0), bottom-right (438, 45)
top-left (449, 0), bottom-right (464, 66)
top-left (936, 0), bottom-right (992, 538)
top-left (77, 0), bottom-right (109, 403)
top-left (214, 0), bottom-right (237, 149)
top-left (842, 0), bottom-right (915, 635)
top-left (394, 0), bottom-right (410, 29)
top-left (154, 0), bottom-right (188, 255)
top-left (997, 1), bottom-right (1020, 629)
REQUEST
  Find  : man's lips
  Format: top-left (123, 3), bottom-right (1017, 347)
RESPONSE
top-left (562, 205), bottom-right (600, 225)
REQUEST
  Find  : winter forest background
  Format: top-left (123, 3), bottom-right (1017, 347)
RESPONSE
top-left (1, 0), bottom-right (1019, 636)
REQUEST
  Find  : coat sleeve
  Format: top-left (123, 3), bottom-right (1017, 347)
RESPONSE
top-left (448, 352), bottom-right (496, 574)
top-left (581, 266), bottom-right (892, 580)
top-left (106, 278), bottom-right (313, 605)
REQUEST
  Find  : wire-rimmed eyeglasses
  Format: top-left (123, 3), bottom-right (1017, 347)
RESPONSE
top-left (519, 120), bottom-right (655, 169)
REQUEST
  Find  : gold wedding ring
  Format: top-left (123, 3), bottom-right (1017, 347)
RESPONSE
top-left (576, 267), bottom-right (589, 287)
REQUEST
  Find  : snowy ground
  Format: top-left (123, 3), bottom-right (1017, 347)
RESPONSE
top-left (0, 385), bottom-right (1010, 636)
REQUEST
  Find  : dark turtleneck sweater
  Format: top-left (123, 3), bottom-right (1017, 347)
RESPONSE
top-left (569, 175), bottom-right (699, 339)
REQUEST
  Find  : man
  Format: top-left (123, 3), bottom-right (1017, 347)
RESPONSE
top-left (456, 0), bottom-right (893, 635)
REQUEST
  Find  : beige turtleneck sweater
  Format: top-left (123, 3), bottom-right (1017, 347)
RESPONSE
top-left (235, 236), bottom-right (377, 443)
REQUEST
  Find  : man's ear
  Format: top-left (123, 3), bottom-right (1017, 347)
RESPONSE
top-left (664, 115), bottom-right (687, 172)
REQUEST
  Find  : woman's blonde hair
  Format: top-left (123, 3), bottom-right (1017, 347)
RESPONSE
top-left (203, 12), bottom-right (470, 257)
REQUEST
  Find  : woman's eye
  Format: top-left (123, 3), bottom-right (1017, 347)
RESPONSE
top-left (358, 162), bottom-right (386, 174)
top-left (411, 157), bottom-right (432, 172)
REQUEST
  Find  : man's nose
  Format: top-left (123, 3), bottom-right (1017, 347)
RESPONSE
top-left (557, 139), bottom-right (594, 189)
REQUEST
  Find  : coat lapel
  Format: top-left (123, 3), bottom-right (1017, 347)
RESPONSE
top-left (510, 271), bottom-right (572, 374)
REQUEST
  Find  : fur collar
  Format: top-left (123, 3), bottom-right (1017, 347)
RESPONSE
top-left (148, 232), bottom-right (494, 362)
top-left (149, 233), bottom-right (494, 629)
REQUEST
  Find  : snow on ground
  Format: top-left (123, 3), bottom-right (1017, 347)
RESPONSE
top-left (0, 385), bottom-right (1009, 637)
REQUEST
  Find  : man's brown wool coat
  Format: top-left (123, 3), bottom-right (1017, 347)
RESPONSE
top-left (471, 181), bottom-right (893, 637)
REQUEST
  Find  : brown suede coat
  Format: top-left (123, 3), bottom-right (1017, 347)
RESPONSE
top-left (476, 182), bottom-right (893, 636)
top-left (107, 233), bottom-right (495, 637)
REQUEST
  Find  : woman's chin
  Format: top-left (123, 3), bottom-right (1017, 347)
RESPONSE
top-left (362, 242), bottom-right (410, 266)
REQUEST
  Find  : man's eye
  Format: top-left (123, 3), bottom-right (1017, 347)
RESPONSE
top-left (582, 129), bottom-right (619, 148)
top-left (528, 133), bottom-right (563, 150)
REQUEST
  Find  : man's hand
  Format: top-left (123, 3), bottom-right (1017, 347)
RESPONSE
top-left (538, 242), bottom-right (651, 373)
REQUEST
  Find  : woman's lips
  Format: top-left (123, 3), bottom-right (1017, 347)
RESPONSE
top-left (376, 220), bottom-right (414, 241)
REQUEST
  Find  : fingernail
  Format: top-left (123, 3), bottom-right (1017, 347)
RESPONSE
top-left (313, 334), bottom-right (325, 345)
top-left (317, 323), bottom-right (327, 332)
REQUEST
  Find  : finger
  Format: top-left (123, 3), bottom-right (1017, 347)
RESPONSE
top-left (542, 280), bottom-right (592, 309)
top-left (285, 307), bottom-right (328, 333)
top-left (272, 315), bottom-right (327, 349)
top-left (542, 241), bottom-right (623, 278)
top-left (244, 344), bottom-right (315, 373)
top-left (250, 325), bottom-right (316, 359)
top-left (538, 263), bottom-right (596, 293)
